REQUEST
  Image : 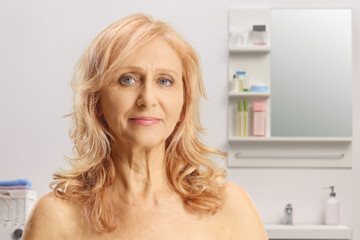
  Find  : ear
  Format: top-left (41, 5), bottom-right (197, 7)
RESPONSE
top-left (95, 106), bottom-right (103, 118)
top-left (97, 108), bottom-right (109, 129)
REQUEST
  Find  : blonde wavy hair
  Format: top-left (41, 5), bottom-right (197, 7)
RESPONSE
top-left (51, 13), bottom-right (227, 232)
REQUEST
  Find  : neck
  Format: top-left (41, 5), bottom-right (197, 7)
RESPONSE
top-left (109, 140), bottom-right (171, 204)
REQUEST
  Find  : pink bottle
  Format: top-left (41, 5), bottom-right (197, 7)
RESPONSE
top-left (253, 101), bottom-right (266, 137)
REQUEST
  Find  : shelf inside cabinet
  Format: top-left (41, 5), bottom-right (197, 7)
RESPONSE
top-left (229, 46), bottom-right (270, 53)
top-left (229, 91), bottom-right (270, 98)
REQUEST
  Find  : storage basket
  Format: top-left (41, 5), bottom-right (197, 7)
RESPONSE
top-left (0, 190), bottom-right (37, 227)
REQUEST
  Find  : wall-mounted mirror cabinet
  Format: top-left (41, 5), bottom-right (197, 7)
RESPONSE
top-left (228, 8), bottom-right (353, 168)
top-left (271, 9), bottom-right (352, 138)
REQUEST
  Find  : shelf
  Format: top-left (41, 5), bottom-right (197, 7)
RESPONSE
top-left (229, 136), bottom-right (353, 142)
top-left (229, 91), bottom-right (270, 98)
top-left (229, 46), bottom-right (270, 53)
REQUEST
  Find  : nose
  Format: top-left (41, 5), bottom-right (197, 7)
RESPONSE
top-left (136, 80), bottom-right (157, 108)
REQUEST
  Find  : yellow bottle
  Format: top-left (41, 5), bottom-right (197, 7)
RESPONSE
top-left (243, 100), bottom-right (248, 137)
top-left (238, 100), bottom-right (242, 136)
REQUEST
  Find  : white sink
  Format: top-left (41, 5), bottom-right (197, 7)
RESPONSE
top-left (264, 224), bottom-right (352, 239)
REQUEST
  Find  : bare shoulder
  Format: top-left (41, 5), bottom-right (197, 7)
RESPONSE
top-left (22, 192), bottom-right (81, 240)
top-left (222, 181), bottom-right (251, 203)
top-left (220, 182), bottom-right (268, 240)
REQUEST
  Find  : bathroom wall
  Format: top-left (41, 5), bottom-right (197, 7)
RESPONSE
top-left (0, 0), bottom-right (359, 238)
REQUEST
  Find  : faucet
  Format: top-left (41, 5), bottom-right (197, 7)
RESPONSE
top-left (284, 203), bottom-right (293, 225)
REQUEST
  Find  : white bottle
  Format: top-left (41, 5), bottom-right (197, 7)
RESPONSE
top-left (236, 71), bottom-right (245, 91)
top-left (324, 186), bottom-right (340, 225)
top-left (230, 74), bottom-right (239, 92)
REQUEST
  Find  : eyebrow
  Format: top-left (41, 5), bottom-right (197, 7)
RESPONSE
top-left (121, 66), bottom-right (180, 77)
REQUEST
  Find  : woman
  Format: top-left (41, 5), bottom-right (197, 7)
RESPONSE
top-left (23, 14), bottom-right (267, 239)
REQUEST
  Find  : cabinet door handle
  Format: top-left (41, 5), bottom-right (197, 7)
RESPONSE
top-left (235, 152), bottom-right (344, 159)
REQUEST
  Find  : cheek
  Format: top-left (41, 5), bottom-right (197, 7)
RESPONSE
top-left (101, 94), bottom-right (131, 127)
top-left (168, 94), bottom-right (184, 122)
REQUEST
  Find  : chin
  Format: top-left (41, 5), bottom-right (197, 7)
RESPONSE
top-left (128, 135), bottom-right (166, 149)
top-left (136, 141), bottom-right (165, 149)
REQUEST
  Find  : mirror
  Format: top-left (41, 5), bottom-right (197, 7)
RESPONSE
top-left (270, 9), bottom-right (352, 137)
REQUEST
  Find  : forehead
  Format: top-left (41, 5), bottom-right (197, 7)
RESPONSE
top-left (124, 37), bottom-right (182, 74)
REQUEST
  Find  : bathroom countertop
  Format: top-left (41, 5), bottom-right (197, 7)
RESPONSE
top-left (264, 224), bottom-right (352, 239)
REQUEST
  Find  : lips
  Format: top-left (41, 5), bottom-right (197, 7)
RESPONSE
top-left (129, 117), bottom-right (161, 126)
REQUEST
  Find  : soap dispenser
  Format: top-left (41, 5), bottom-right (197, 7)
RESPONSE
top-left (323, 186), bottom-right (340, 225)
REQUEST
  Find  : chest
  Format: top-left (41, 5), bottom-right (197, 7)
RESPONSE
top-left (79, 207), bottom-right (228, 240)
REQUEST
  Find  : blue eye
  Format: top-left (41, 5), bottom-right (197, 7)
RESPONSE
top-left (119, 76), bottom-right (135, 85)
top-left (159, 78), bottom-right (173, 86)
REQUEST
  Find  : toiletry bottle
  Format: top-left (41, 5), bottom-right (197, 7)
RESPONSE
top-left (243, 100), bottom-right (248, 137)
top-left (238, 100), bottom-right (242, 136)
top-left (323, 186), bottom-right (340, 225)
top-left (230, 74), bottom-right (239, 92)
top-left (243, 75), bottom-right (251, 92)
top-left (236, 71), bottom-right (245, 91)
top-left (253, 101), bottom-right (266, 137)
top-left (284, 203), bottom-right (293, 225)
top-left (251, 25), bottom-right (267, 45)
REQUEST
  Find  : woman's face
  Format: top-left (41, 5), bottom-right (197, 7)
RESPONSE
top-left (99, 37), bottom-right (184, 148)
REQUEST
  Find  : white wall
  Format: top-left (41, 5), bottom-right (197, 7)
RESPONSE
top-left (1, 0), bottom-right (359, 238)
